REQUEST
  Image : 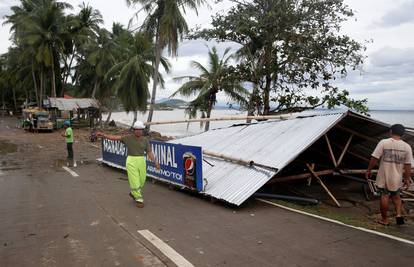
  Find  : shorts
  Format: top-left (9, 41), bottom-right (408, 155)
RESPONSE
top-left (377, 187), bottom-right (400, 196)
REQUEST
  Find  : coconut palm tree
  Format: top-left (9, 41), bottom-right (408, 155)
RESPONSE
top-left (86, 28), bottom-right (118, 98)
top-left (62, 3), bottom-right (103, 88)
top-left (171, 47), bottom-right (248, 131)
top-left (15, 0), bottom-right (72, 98)
top-left (126, 0), bottom-right (206, 129)
top-left (107, 32), bottom-right (170, 126)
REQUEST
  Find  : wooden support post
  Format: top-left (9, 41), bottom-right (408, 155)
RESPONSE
top-left (306, 163), bottom-right (341, 208)
top-left (324, 134), bottom-right (338, 167)
top-left (337, 134), bottom-right (354, 167)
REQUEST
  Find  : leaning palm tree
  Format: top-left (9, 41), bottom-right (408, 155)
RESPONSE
top-left (171, 47), bottom-right (249, 131)
top-left (106, 32), bottom-right (170, 127)
top-left (126, 0), bottom-right (206, 129)
top-left (87, 28), bottom-right (118, 98)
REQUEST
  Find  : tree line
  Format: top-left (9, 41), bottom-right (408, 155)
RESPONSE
top-left (0, 0), bottom-right (368, 131)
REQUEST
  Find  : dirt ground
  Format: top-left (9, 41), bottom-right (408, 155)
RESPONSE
top-left (1, 115), bottom-right (414, 266)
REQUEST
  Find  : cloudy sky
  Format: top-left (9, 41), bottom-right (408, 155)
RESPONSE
top-left (0, 0), bottom-right (413, 110)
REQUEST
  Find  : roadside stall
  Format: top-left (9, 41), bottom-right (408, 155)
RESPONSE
top-left (45, 97), bottom-right (100, 129)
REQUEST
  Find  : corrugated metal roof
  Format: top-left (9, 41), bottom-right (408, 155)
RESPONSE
top-left (171, 112), bottom-right (348, 205)
top-left (48, 98), bottom-right (99, 111)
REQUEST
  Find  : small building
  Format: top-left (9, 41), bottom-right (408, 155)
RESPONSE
top-left (171, 110), bottom-right (414, 206)
top-left (45, 97), bottom-right (100, 128)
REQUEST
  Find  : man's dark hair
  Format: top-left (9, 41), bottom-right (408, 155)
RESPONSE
top-left (390, 124), bottom-right (405, 136)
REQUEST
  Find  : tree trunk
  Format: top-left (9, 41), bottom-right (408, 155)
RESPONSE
top-left (1, 86), bottom-right (5, 117)
top-left (204, 100), bottom-right (214, 132)
top-left (39, 70), bottom-right (44, 108)
top-left (62, 44), bottom-right (76, 95)
top-left (131, 110), bottom-right (137, 129)
top-left (105, 110), bottom-right (112, 124)
top-left (246, 83), bottom-right (259, 123)
top-left (263, 74), bottom-right (271, 115)
top-left (51, 55), bottom-right (57, 98)
top-left (146, 32), bottom-right (162, 130)
top-left (91, 79), bottom-right (100, 99)
top-left (12, 87), bottom-right (17, 112)
top-left (32, 63), bottom-right (39, 107)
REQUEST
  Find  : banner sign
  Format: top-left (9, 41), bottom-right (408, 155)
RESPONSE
top-left (101, 138), bottom-right (203, 191)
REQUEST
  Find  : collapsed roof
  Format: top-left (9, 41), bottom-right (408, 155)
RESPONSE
top-left (171, 110), bottom-right (414, 206)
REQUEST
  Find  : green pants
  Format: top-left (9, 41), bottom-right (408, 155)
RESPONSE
top-left (126, 156), bottom-right (147, 202)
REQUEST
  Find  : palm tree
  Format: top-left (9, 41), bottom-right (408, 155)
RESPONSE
top-left (62, 3), bottom-right (103, 89)
top-left (86, 28), bottom-right (117, 98)
top-left (107, 32), bottom-right (170, 127)
top-left (13, 0), bottom-right (72, 98)
top-left (126, 0), bottom-right (206, 129)
top-left (171, 47), bottom-right (248, 131)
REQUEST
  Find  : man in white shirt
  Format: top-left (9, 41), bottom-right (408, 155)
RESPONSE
top-left (366, 124), bottom-right (413, 225)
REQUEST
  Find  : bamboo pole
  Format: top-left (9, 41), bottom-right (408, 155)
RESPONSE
top-left (337, 134), bottom-right (354, 167)
top-left (306, 164), bottom-right (341, 207)
top-left (203, 150), bottom-right (278, 172)
top-left (402, 191), bottom-right (414, 198)
top-left (144, 115), bottom-right (291, 126)
top-left (324, 134), bottom-right (338, 167)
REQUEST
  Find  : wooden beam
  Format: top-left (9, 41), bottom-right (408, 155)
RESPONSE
top-left (340, 169), bottom-right (378, 175)
top-left (306, 164), bottom-right (341, 207)
top-left (336, 125), bottom-right (379, 143)
top-left (337, 134), bottom-right (354, 167)
top-left (402, 191), bottom-right (414, 198)
top-left (324, 134), bottom-right (338, 167)
top-left (268, 169), bottom-right (334, 183)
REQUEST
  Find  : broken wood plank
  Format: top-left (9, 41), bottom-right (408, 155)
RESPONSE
top-left (306, 163), bottom-right (341, 207)
top-left (402, 191), bottom-right (414, 198)
top-left (340, 169), bottom-right (378, 174)
top-left (324, 134), bottom-right (338, 167)
top-left (337, 134), bottom-right (354, 167)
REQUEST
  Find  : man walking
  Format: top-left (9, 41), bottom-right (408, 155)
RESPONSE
top-left (62, 120), bottom-right (74, 160)
top-left (366, 124), bottom-right (413, 225)
top-left (98, 121), bottom-right (160, 208)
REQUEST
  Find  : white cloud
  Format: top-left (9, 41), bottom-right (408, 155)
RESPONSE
top-left (376, 0), bottom-right (414, 27)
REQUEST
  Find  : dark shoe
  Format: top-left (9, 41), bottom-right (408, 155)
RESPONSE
top-left (396, 216), bottom-right (405, 225)
top-left (128, 192), bottom-right (135, 200)
top-left (136, 201), bottom-right (144, 208)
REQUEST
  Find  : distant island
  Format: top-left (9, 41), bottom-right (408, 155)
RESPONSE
top-left (154, 99), bottom-right (189, 110)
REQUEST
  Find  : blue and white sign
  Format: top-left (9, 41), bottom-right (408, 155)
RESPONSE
top-left (101, 138), bottom-right (203, 191)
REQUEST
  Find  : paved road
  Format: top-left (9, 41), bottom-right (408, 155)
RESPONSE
top-left (1, 117), bottom-right (414, 266)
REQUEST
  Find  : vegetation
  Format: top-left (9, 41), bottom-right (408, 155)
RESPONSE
top-left (192, 0), bottom-right (368, 115)
top-left (172, 46), bottom-right (248, 131)
top-left (0, 0), bottom-right (368, 130)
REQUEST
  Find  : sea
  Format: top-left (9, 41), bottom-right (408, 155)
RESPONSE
top-left (106, 109), bottom-right (414, 137)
